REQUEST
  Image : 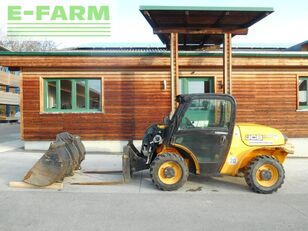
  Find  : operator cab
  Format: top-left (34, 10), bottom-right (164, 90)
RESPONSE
top-left (168, 94), bottom-right (236, 175)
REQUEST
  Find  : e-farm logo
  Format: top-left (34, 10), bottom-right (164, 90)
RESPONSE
top-left (6, 5), bottom-right (111, 38)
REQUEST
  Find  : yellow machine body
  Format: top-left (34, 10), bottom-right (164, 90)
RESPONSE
top-left (124, 94), bottom-right (294, 193)
top-left (220, 123), bottom-right (293, 176)
top-left (156, 123), bottom-right (293, 176)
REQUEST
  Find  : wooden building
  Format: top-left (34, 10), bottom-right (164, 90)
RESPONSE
top-left (0, 47), bottom-right (20, 122)
top-left (0, 50), bottom-right (307, 149)
top-left (0, 6), bottom-right (307, 155)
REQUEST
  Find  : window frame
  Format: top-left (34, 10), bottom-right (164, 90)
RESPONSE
top-left (43, 78), bottom-right (103, 113)
top-left (179, 77), bottom-right (215, 94)
top-left (298, 76), bottom-right (308, 110)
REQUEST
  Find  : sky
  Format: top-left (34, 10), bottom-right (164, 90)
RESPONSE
top-left (111, 0), bottom-right (308, 48)
top-left (0, 0), bottom-right (307, 48)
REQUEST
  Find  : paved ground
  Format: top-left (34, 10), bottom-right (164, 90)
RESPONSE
top-left (0, 150), bottom-right (308, 231)
top-left (0, 124), bottom-right (23, 152)
top-left (0, 124), bottom-right (308, 230)
top-left (0, 123), bottom-right (20, 142)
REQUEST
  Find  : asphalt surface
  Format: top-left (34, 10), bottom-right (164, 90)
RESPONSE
top-left (0, 124), bottom-right (23, 152)
top-left (0, 124), bottom-right (308, 231)
top-left (1, 191), bottom-right (307, 231)
top-left (0, 151), bottom-right (308, 231)
top-left (0, 123), bottom-right (20, 142)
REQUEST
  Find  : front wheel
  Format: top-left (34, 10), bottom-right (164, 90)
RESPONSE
top-left (245, 155), bottom-right (285, 194)
top-left (150, 153), bottom-right (188, 191)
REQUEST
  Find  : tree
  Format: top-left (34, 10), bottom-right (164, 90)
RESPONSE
top-left (0, 39), bottom-right (58, 52)
top-left (0, 30), bottom-right (58, 51)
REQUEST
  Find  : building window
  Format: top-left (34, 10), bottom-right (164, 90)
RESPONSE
top-left (179, 77), bottom-right (214, 94)
top-left (44, 78), bottom-right (102, 112)
top-left (299, 77), bottom-right (308, 109)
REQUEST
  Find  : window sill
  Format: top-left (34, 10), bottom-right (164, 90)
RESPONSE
top-left (296, 109), bottom-right (308, 112)
top-left (40, 111), bottom-right (105, 114)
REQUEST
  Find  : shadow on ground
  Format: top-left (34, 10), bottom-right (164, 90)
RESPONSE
top-left (138, 170), bottom-right (249, 194)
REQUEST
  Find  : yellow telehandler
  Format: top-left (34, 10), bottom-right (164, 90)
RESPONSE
top-left (24, 94), bottom-right (293, 194)
top-left (123, 94), bottom-right (294, 194)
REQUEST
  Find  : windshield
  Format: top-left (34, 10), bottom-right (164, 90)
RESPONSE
top-left (178, 98), bottom-right (232, 130)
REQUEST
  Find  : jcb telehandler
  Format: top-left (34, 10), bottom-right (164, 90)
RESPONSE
top-left (123, 94), bottom-right (294, 194)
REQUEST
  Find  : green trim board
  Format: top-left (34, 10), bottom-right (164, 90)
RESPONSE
top-left (44, 78), bottom-right (102, 113)
top-left (299, 77), bottom-right (308, 110)
top-left (139, 5), bottom-right (274, 12)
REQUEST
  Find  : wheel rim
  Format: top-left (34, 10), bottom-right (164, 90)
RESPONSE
top-left (256, 164), bottom-right (279, 187)
top-left (158, 161), bottom-right (182, 185)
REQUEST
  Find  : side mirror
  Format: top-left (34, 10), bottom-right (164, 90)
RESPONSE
top-left (163, 116), bottom-right (171, 126)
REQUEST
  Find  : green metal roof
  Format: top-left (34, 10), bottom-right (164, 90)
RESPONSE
top-left (139, 5), bottom-right (274, 12)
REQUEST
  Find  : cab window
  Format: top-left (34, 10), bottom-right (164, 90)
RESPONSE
top-left (179, 99), bottom-right (232, 130)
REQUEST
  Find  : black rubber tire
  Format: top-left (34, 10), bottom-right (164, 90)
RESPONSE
top-left (150, 153), bottom-right (189, 191)
top-left (245, 155), bottom-right (285, 194)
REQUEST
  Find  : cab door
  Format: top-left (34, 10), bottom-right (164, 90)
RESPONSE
top-left (172, 95), bottom-right (236, 175)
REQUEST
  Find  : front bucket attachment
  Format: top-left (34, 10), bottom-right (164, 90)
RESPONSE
top-left (24, 132), bottom-right (86, 187)
top-left (56, 132), bottom-right (86, 170)
top-left (24, 141), bottom-right (72, 186)
top-left (122, 141), bottom-right (147, 183)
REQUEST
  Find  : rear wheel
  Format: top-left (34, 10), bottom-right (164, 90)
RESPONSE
top-left (150, 153), bottom-right (188, 191)
top-left (245, 155), bottom-right (285, 194)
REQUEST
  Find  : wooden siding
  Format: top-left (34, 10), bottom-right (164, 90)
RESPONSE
top-left (1, 56), bottom-right (308, 68)
top-left (232, 70), bottom-right (308, 138)
top-left (3, 54), bottom-right (308, 140)
top-left (180, 68), bottom-right (308, 138)
top-left (22, 69), bottom-right (171, 140)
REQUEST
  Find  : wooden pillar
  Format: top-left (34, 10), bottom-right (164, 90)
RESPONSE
top-left (223, 33), bottom-right (232, 94)
top-left (170, 32), bottom-right (179, 113)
